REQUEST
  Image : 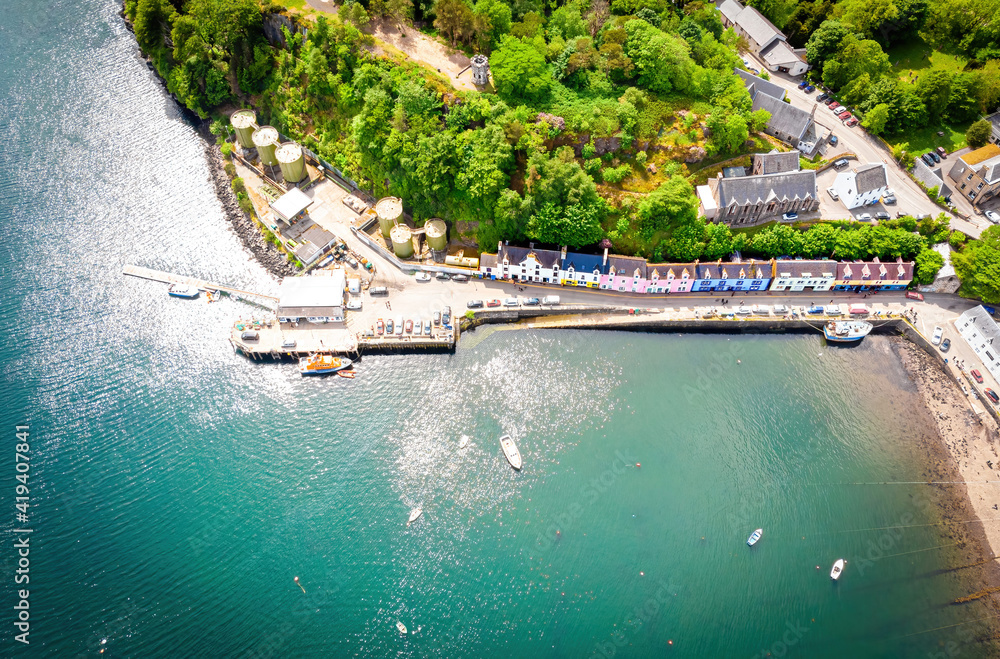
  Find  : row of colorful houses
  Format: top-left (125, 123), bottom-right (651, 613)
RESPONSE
top-left (478, 243), bottom-right (915, 293)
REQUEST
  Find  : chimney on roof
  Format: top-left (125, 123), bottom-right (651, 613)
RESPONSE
top-left (560, 245), bottom-right (567, 266)
top-left (530, 242), bottom-right (535, 248)
top-left (498, 241), bottom-right (502, 253)
top-left (602, 247), bottom-right (608, 267)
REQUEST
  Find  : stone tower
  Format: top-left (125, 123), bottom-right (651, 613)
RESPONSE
top-left (471, 54), bottom-right (490, 87)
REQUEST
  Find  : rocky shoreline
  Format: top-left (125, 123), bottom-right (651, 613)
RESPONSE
top-left (121, 7), bottom-right (296, 280)
top-left (198, 137), bottom-right (298, 279)
top-left (893, 337), bottom-right (1000, 647)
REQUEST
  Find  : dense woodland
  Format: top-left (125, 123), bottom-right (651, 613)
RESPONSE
top-left (125, 0), bottom-right (1000, 293)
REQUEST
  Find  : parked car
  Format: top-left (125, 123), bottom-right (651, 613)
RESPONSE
top-left (921, 154), bottom-right (934, 166)
top-left (830, 105), bottom-right (846, 114)
top-left (415, 272), bottom-right (431, 282)
top-left (833, 158), bottom-right (850, 169)
top-left (985, 210), bottom-right (1000, 223)
top-left (827, 187), bottom-right (839, 200)
top-left (772, 304), bottom-right (789, 314)
top-left (376, 319), bottom-right (384, 335)
top-left (798, 81), bottom-right (809, 89)
top-left (875, 211), bottom-right (890, 221)
top-left (972, 369), bottom-right (984, 383)
top-left (929, 151), bottom-right (941, 163)
top-left (486, 299), bottom-right (501, 308)
top-left (987, 388), bottom-right (1000, 404)
top-left (806, 305), bottom-right (825, 315)
top-left (432, 310), bottom-right (441, 325)
top-left (905, 291), bottom-right (924, 301)
top-left (442, 306), bottom-right (452, 324)
top-left (936, 146), bottom-right (948, 158)
top-left (524, 297), bottom-right (541, 306)
top-left (435, 272), bottom-right (450, 281)
top-left (281, 338), bottom-right (297, 349)
top-left (404, 319), bottom-right (413, 334)
top-left (346, 298), bottom-right (362, 310)
top-left (385, 318), bottom-right (393, 334)
top-left (883, 195), bottom-right (896, 205)
top-left (858, 213), bottom-right (873, 221)
top-left (452, 274), bottom-right (469, 282)
top-left (735, 306), bottom-right (753, 315)
top-left (845, 118), bottom-right (859, 127)
top-left (466, 300), bottom-right (484, 308)
top-left (827, 99), bottom-right (840, 108)
top-left (503, 297), bottom-right (519, 307)
top-left (805, 85), bottom-right (815, 93)
top-left (931, 326), bottom-right (943, 345)
top-left (817, 93), bottom-right (829, 102)
top-left (838, 111), bottom-right (852, 121)
top-left (829, 134), bottom-right (838, 146)
top-left (424, 320), bottom-right (432, 335)
top-left (782, 212), bottom-right (798, 220)
top-left (941, 338), bottom-right (951, 352)
top-left (395, 317), bottom-right (404, 335)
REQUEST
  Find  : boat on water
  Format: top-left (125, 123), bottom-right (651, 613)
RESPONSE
top-left (298, 354), bottom-right (353, 376)
top-left (823, 321), bottom-right (873, 344)
top-left (168, 283), bottom-right (200, 299)
top-left (407, 508), bottom-right (422, 525)
top-left (831, 558), bottom-right (846, 580)
top-left (500, 434), bottom-right (522, 470)
top-left (337, 370), bottom-right (356, 379)
top-left (458, 435), bottom-right (470, 449)
top-left (396, 621), bottom-right (407, 634)
top-left (747, 528), bottom-right (763, 546)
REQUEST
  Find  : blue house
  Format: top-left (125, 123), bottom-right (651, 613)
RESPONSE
top-left (690, 260), bottom-right (774, 292)
top-left (559, 251), bottom-right (607, 288)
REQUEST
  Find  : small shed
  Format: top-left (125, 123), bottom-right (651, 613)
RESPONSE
top-left (270, 188), bottom-right (313, 223)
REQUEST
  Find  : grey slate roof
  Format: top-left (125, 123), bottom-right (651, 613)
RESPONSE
top-left (854, 164), bottom-right (888, 195)
top-left (751, 93), bottom-right (812, 140)
top-left (981, 156), bottom-right (1000, 184)
top-left (607, 255), bottom-right (647, 279)
top-left (734, 68), bottom-right (785, 101)
top-left (735, 4), bottom-right (782, 48)
top-left (480, 253), bottom-right (497, 269)
top-left (499, 245), bottom-right (562, 269)
top-left (754, 151), bottom-right (800, 174)
top-left (698, 261), bottom-right (770, 280)
top-left (717, 170), bottom-right (817, 206)
top-left (723, 166), bottom-right (748, 178)
top-left (760, 40), bottom-right (801, 67)
top-left (717, 0), bottom-right (744, 24)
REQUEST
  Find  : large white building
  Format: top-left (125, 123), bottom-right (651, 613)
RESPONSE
top-left (276, 272), bottom-right (345, 324)
top-left (957, 306), bottom-right (1000, 383)
top-left (830, 163), bottom-right (890, 209)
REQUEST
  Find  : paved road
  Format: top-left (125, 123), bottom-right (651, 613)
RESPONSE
top-left (744, 56), bottom-right (987, 238)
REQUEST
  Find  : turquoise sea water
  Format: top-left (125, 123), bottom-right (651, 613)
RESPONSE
top-left (0, 1), bottom-right (997, 656)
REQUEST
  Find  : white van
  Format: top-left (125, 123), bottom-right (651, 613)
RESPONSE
top-left (542, 295), bottom-right (561, 305)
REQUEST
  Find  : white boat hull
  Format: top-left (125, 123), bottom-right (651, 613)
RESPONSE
top-left (407, 508), bottom-right (422, 525)
top-left (747, 529), bottom-right (762, 546)
top-left (500, 435), bottom-right (522, 470)
top-left (831, 559), bottom-right (845, 580)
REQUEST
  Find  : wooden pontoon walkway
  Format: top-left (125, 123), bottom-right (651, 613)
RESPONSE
top-left (122, 264), bottom-right (278, 302)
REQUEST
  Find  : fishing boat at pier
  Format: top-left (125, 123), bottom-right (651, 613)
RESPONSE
top-left (823, 321), bottom-right (873, 344)
top-left (167, 283), bottom-right (200, 299)
top-left (298, 354), bottom-right (353, 375)
top-left (500, 435), bottom-right (522, 470)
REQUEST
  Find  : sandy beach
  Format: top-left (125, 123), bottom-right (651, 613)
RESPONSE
top-left (895, 338), bottom-right (1000, 625)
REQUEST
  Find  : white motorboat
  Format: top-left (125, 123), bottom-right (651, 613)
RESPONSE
top-left (824, 321), bottom-right (872, 343)
top-left (831, 558), bottom-right (846, 580)
top-left (747, 528), bottom-right (763, 546)
top-left (168, 283), bottom-right (200, 299)
top-left (458, 435), bottom-right (470, 449)
top-left (407, 508), bottom-right (422, 525)
top-left (396, 621), bottom-right (407, 634)
top-left (500, 434), bottom-right (522, 470)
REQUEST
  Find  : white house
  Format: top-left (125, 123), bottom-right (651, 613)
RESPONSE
top-left (768, 260), bottom-right (836, 291)
top-left (830, 163), bottom-right (889, 209)
top-left (480, 243), bottom-right (563, 282)
top-left (276, 272), bottom-right (345, 324)
top-left (957, 306), bottom-right (1000, 383)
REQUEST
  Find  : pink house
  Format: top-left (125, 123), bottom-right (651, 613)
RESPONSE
top-left (599, 255), bottom-right (649, 293)
top-left (646, 264), bottom-right (697, 294)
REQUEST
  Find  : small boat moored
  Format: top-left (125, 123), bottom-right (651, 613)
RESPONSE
top-left (500, 434), bottom-right (522, 470)
top-left (407, 508), bottom-right (422, 525)
top-left (747, 528), bottom-right (763, 546)
top-left (396, 621), bottom-right (407, 634)
top-left (298, 354), bottom-right (353, 375)
top-left (458, 435), bottom-right (470, 449)
top-left (824, 321), bottom-right (873, 344)
top-left (168, 283), bottom-right (200, 299)
top-left (831, 558), bottom-right (846, 580)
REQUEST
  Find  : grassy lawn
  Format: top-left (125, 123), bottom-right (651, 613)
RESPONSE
top-left (888, 37), bottom-right (968, 82)
top-left (890, 121), bottom-right (971, 156)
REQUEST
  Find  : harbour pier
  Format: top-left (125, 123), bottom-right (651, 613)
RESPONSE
top-left (122, 264), bottom-right (278, 306)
